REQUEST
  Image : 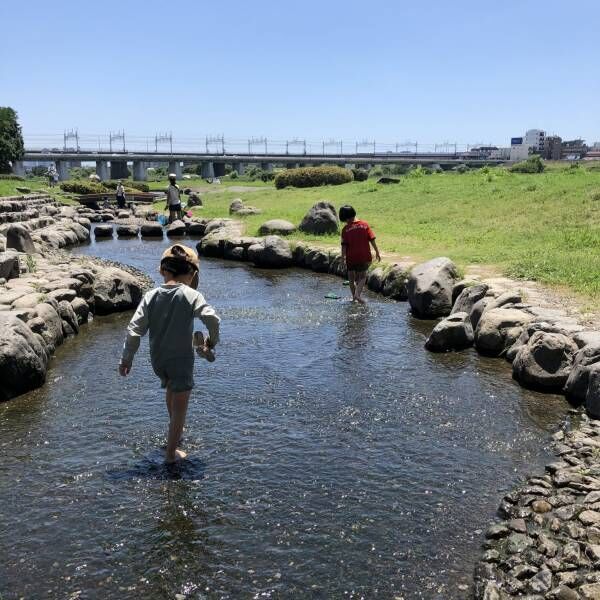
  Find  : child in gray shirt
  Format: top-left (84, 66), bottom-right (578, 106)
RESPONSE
top-left (119, 244), bottom-right (220, 463)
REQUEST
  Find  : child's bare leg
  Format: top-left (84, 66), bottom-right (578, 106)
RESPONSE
top-left (355, 272), bottom-right (367, 303)
top-left (165, 388), bottom-right (173, 419)
top-left (165, 390), bottom-right (191, 463)
top-left (348, 271), bottom-right (357, 300)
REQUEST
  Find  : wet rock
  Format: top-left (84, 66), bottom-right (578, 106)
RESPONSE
top-left (308, 250), bottom-right (330, 273)
top-left (0, 314), bottom-right (48, 401)
top-left (508, 518), bottom-right (527, 533)
top-left (532, 500), bottom-right (552, 513)
top-left (187, 221), bottom-right (207, 236)
top-left (528, 567), bottom-right (553, 593)
top-left (475, 308), bottom-right (533, 356)
top-left (47, 288), bottom-right (77, 303)
top-left (0, 250), bottom-right (20, 280)
top-left (579, 510), bottom-right (600, 526)
top-left (512, 331), bottom-right (578, 390)
top-left (57, 300), bottom-right (79, 336)
top-left (511, 563), bottom-right (538, 579)
top-left (452, 283), bottom-right (489, 315)
top-left (29, 302), bottom-right (64, 352)
top-left (116, 224), bottom-right (139, 237)
top-left (298, 201), bottom-right (339, 235)
top-left (166, 220), bottom-right (186, 237)
top-left (407, 257), bottom-right (458, 318)
top-left (507, 532), bottom-right (533, 554)
top-left (486, 523), bottom-right (510, 539)
top-left (547, 585), bottom-right (581, 600)
top-left (381, 264), bottom-right (410, 300)
top-left (247, 236), bottom-right (293, 268)
top-left (93, 267), bottom-right (144, 315)
top-left (537, 533), bottom-right (559, 557)
top-left (585, 369), bottom-right (600, 419)
top-left (425, 311), bottom-right (475, 352)
top-left (259, 219), bottom-right (297, 236)
top-left (70, 297), bottom-right (90, 325)
top-left (6, 224), bottom-right (37, 253)
top-left (367, 266), bottom-right (385, 293)
top-left (94, 224), bottom-right (114, 238)
top-left (140, 222), bottom-right (164, 238)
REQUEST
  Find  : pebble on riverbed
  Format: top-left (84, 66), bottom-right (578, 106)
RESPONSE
top-left (474, 415), bottom-right (600, 599)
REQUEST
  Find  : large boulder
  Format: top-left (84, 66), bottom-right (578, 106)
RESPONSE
top-left (0, 250), bottom-right (20, 280)
top-left (140, 222), bottom-right (163, 238)
top-left (94, 224), bottom-right (114, 238)
top-left (407, 257), bottom-right (458, 318)
top-left (451, 283), bottom-right (489, 315)
top-left (298, 202), bottom-right (338, 235)
top-left (187, 193), bottom-right (202, 207)
top-left (475, 308), bottom-right (533, 356)
top-left (57, 300), bottom-right (79, 336)
top-left (70, 297), bottom-right (90, 325)
top-left (259, 220), bottom-right (296, 236)
top-left (6, 224), bottom-right (37, 254)
top-left (425, 312), bottom-right (475, 352)
top-left (486, 290), bottom-right (522, 311)
top-left (166, 220), bottom-right (186, 237)
top-left (29, 302), bottom-right (64, 352)
top-left (0, 314), bottom-right (48, 401)
top-left (512, 331), bottom-right (578, 390)
top-left (93, 267), bottom-right (144, 315)
top-left (470, 297), bottom-right (489, 330)
top-left (229, 199), bottom-right (244, 214)
top-left (248, 236), bottom-right (293, 268)
top-left (586, 368), bottom-right (600, 418)
top-left (187, 221), bottom-right (207, 236)
top-left (236, 207), bottom-right (262, 216)
top-left (381, 264), bottom-right (410, 300)
top-left (564, 343), bottom-right (600, 404)
top-left (367, 267), bottom-right (385, 293)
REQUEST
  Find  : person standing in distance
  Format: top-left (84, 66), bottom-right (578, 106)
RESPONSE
top-left (116, 180), bottom-right (126, 209)
top-left (165, 173), bottom-right (182, 223)
top-left (339, 205), bottom-right (381, 304)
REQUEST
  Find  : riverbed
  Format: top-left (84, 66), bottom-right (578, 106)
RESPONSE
top-left (0, 235), bottom-right (572, 598)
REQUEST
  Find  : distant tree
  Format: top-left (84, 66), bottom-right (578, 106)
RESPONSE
top-left (0, 107), bottom-right (25, 174)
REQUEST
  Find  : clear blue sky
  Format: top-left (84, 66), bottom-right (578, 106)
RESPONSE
top-left (2, 0), bottom-right (599, 148)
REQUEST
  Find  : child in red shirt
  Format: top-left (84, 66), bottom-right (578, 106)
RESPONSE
top-left (339, 205), bottom-right (381, 303)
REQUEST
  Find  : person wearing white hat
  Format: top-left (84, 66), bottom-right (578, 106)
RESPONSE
top-left (165, 173), bottom-right (182, 223)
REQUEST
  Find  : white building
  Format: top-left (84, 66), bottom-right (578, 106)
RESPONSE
top-left (510, 137), bottom-right (530, 161)
top-left (490, 147), bottom-right (511, 160)
top-left (524, 129), bottom-right (546, 153)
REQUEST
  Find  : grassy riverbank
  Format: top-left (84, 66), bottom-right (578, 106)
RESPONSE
top-left (170, 164), bottom-right (600, 304)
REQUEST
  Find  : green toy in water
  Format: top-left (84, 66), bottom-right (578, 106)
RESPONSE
top-left (325, 292), bottom-right (341, 299)
top-left (343, 280), bottom-right (350, 286)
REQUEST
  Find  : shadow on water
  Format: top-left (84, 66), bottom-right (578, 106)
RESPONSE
top-left (105, 449), bottom-right (207, 482)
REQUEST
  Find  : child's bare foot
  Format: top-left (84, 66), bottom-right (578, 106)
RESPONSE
top-left (165, 448), bottom-right (187, 464)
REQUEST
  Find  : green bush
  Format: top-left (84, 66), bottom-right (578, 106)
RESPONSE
top-left (454, 164), bottom-right (469, 174)
top-left (101, 180), bottom-right (150, 192)
top-left (351, 168), bottom-right (368, 181)
top-left (509, 155), bottom-right (545, 173)
top-left (261, 171), bottom-right (275, 182)
top-left (369, 166), bottom-right (384, 178)
top-left (229, 170), bottom-right (238, 179)
top-left (408, 165), bottom-right (427, 178)
top-left (0, 173), bottom-right (25, 180)
top-left (274, 166), bottom-right (353, 189)
top-left (60, 180), bottom-right (106, 194)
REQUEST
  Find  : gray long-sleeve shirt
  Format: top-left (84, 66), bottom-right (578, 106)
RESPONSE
top-left (121, 283), bottom-right (220, 367)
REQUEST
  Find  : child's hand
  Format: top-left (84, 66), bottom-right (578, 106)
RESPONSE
top-left (119, 363), bottom-right (131, 376)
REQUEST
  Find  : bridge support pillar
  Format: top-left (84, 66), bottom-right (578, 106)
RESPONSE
top-left (110, 161), bottom-right (128, 180)
top-left (261, 162), bottom-right (273, 172)
top-left (11, 160), bottom-right (25, 177)
top-left (133, 161), bottom-right (147, 181)
top-left (168, 160), bottom-right (182, 179)
top-left (213, 162), bottom-right (225, 178)
top-left (232, 162), bottom-right (245, 176)
top-left (56, 160), bottom-right (70, 181)
top-left (285, 162), bottom-right (299, 169)
top-left (95, 160), bottom-right (109, 181)
top-left (201, 161), bottom-right (214, 179)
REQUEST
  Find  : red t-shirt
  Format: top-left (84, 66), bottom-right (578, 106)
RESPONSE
top-left (341, 219), bottom-right (376, 265)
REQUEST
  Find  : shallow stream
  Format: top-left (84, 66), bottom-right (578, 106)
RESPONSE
top-left (0, 235), bottom-right (571, 598)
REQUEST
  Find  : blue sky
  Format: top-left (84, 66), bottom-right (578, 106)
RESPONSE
top-left (2, 0), bottom-right (599, 149)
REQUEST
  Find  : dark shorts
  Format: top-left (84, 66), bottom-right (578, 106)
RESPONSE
top-left (169, 203), bottom-right (182, 212)
top-left (347, 262), bottom-right (370, 273)
top-left (152, 357), bottom-right (194, 392)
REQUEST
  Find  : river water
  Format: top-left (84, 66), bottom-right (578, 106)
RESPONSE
top-left (0, 235), bottom-right (571, 599)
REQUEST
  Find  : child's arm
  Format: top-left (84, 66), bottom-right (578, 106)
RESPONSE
top-left (370, 238), bottom-right (381, 262)
top-left (192, 294), bottom-right (221, 348)
top-left (119, 295), bottom-right (150, 375)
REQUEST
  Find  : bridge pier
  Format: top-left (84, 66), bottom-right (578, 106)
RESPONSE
top-left (213, 162), bottom-right (225, 178)
top-left (11, 160), bottom-right (25, 177)
top-left (232, 162), bottom-right (245, 176)
top-left (56, 160), bottom-right (70, 181)
top-left (95, 160), bottom-right (109, 181)
top-left (201, 161), bottom-right (214, 179)
top-left (133, 160), bottom-right (147, 181)
top-left (110, 161), bottom-right (128, 180)
top-left (168, 160), bottom-right (182, 179)
top-left (261, 162), bottom-right (274, 172)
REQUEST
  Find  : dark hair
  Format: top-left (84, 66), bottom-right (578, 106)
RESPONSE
top-left (338, 205), bottom-right (356, 222)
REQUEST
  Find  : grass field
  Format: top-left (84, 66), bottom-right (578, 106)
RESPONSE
top-left (151, 164), bottom-right (600, 304)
